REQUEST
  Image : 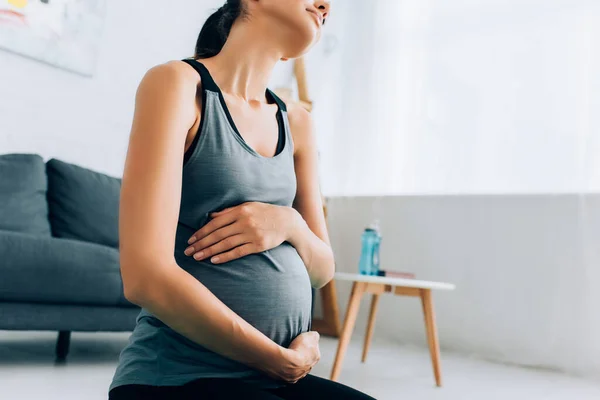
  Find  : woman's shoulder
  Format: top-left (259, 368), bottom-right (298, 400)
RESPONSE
top-left (286, 102), bottom-right (314, 150)
top-left (286, 102), bottom-right (312, 125)
top-left (133, 60), bottom-right (200, 129)
top-left (138, 59), bottom-right (201, 94)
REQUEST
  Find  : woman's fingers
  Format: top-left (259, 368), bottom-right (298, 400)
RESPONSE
top-left (187, 210), bottom-right (238, 245)
top-left (210, 206), bottom-right (235, 216)
top-left (288, 367), bottom-right (312, 384)
top-left (185, 224), bottom-right (243, 258)
top-left (210, 243), bottom-right (256, 264)
top-left (193, 234), bottom-right (249, 261)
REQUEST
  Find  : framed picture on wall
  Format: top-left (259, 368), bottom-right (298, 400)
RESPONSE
top-left (0, 0), bottom-right (106, 77)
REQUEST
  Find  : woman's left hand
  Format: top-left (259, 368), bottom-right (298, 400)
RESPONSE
top-left (184, 202), bottom-right (299, 264)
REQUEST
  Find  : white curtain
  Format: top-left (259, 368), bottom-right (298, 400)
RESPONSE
top-left (314, 0), bottom-right (599, 197)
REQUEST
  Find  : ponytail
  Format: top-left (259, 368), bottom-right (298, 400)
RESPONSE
top-left (195, 0), bottom-right (245, 59)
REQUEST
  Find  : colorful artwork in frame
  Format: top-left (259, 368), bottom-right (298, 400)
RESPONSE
top-left (0, 0), bottom-right (106, 76)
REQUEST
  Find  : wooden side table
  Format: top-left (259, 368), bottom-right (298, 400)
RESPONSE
top-left (330, 272), bottom-right (456, 387)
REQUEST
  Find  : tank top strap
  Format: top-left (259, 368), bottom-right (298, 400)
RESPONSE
top-left (181, 57), bottom-right (291, 159)
top-left (181, 58), bottom-right (219, 93)
top-left (266, 88), bottom-right (288, 113)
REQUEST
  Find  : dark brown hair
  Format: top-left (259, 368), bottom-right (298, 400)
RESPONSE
top-left (195, 0), bottom-right (247, 59)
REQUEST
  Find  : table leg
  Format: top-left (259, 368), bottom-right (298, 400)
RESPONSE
top-left (330, 281), bottom-right (366, 381)
top-left (420, 288), bottom-right (442, 387)
top-left (361, 293), bottom-right (381, 363)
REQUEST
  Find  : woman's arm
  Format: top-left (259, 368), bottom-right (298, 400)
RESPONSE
top-left (286, 105), bottom-right (335, 289)
top-left (119, 61), bottom-right (317, 382)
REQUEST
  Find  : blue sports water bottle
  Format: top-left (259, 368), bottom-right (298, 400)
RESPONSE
top-left (358, 220), bottom-right (381, 275)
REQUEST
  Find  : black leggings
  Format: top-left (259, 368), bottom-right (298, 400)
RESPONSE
top-left (108, 374), bottom-right (376, 400)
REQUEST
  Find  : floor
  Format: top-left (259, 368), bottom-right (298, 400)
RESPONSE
top-left (1, 330), bottom-right (599, 400)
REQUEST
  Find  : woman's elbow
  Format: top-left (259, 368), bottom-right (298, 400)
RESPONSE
top-left (121, 261), bottom-right (145, 305)
top-left (312, 274), bottom-right (334, 290)
top-left (122, 281), bottom-right (141, 303)
top-left (312, 255), bottom-right (335, 289)
top-left (119, 253), bottom-right (166, 305)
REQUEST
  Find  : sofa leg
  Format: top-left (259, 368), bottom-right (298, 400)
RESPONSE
top-left (55, 331), bottom-right (71, 361)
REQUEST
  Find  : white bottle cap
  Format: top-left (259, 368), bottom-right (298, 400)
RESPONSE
top-left (367, 219), bottom-right (380, 232)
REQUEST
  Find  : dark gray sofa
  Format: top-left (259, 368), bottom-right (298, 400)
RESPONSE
top-left (0, 154), bottom-right (139, 361)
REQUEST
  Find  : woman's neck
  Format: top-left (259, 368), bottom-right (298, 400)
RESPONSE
top-left (206, 21), bottom-right (283, 103)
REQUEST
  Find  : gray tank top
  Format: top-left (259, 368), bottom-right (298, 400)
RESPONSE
top-left (109, 58), bottom-right (313, 392)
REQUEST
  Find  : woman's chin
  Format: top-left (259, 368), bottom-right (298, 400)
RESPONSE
top-left (283, 48), bottom-right (311, 60)
top-left (284, 36), bottom-right (319, 59)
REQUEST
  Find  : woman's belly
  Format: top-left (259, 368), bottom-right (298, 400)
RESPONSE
top-left (111, 228), bottom-right (313, 387)
top-left (174, 227), bottom-right (313, 347)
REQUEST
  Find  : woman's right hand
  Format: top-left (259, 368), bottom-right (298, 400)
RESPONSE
top-left (265, 331), bottom-right (321, 383)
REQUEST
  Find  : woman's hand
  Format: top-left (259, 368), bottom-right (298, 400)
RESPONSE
top-left (185, 202), bottom-right (300, 264)
top-left (263, 331), bottom-right (321, 383)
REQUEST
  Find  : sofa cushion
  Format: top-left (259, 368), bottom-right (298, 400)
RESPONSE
top-left (46, 159), bottom-right (121, 248)
top-left (0, 153), bottom-right (51, 236)
top-left (0, 231), bottom-right (136, 308)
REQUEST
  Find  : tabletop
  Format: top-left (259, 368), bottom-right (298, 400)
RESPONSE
top-left (334, 272), bottom-right (456, 291)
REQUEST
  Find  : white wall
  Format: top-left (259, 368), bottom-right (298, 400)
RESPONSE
top-left (322, 194), bottom-right (600, 379)
top-left (315, 0), bottom-right (600, 196)
top-left (0, 0), bottom-right (294, 177)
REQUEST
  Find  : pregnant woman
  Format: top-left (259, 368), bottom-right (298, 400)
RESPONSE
top-left (108, 1), bottom-right (374, 399)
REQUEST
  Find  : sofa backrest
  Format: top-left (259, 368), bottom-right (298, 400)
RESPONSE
top-left (0, 153), bottom-right (52, 236)
top-left (46, 158), bottom-right (121, 249)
